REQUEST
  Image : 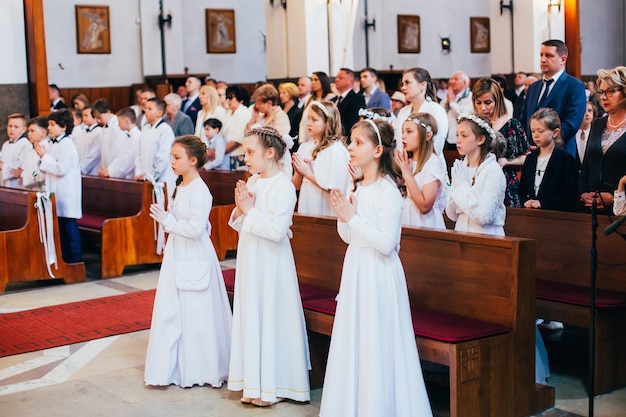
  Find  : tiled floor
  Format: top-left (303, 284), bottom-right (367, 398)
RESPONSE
top-left (1, 260), bottom-right (625, 417)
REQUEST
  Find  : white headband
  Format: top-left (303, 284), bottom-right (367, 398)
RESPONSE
top-left (457, 113), bottom-right (497, 142)
top-left (311, 101), bottom-right (329, 117)
top-left (364, 119), bottom-right (382, 146)
top-left (358, 108), bottom-right (395, 124)
top-left (407, 118), bottom-right (433, 133)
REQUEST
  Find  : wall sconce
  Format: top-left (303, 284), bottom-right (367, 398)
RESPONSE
top-left (159, 9), bottom-right (172, 29)
top-left (547, 0), bottom-right (562, 12)
top-left (440, 37), bottom-right (451, 54)
top-left (500, 0), bottom-right (513, 16)
top-left (269, 0), bottom-right (287, 10)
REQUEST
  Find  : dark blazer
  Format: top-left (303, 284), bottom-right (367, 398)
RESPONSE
top-left (332, 90), bottom-right (366, 138)
top-left (366, 88), bottom-right (391, 110)
top-left (518, 72), bottom-right (586, 156)
top-left (578, 116), bottom-right (626, 196)
top-left (181, 96), bottom-right (201, 126)
top-left (519, 147), bottom-right (578, 211)
top-left (51, 99), bottom-right (67, 111)
top-left (285, 103), bottom-right (303, 140)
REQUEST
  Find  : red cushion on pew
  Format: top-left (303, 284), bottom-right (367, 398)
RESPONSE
top-left (302, 297), bottom-right (337, 316)
top-left (299, 284), bottom-right (337, 301)
top-left (221, 268), bottom-right (235, 292)
top-left (76, 213), bottom-right (108, 230)
top-left (412, 309), bottom-right (509, 343)
top-left (536, 279), bottom-right (626, 308)
top-left (220, 269), bottom-right (336, 301)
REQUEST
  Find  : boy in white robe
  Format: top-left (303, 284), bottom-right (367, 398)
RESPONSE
top-left (1, 113), bottom-right (30, 187)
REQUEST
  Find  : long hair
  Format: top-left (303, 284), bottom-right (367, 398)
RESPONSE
top-left (351, 119), bottom-right (407, 197)
top-left (457, 114), bottom-right (498, 165)
top-left (472, 78), bottom-right (508, 119)
top-left (402, 67), bottom-right (437, 102)
top-left (308, 100), bottom-right (345, 159)
top-left (403, 112), bottom-right (438, 175)
top-left (530, 108), bottom-right (564, 148)
top-left (171, 135), bottom-right (208, 200)
top-left (313, 71), bottom-right (332, 100)
top-left (200, 85), bottom-right (220, 113)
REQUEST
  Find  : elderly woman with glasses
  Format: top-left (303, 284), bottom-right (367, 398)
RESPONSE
top-left (579, 66), bottom-right (626, 212)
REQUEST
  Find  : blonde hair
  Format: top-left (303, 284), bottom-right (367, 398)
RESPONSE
top-left (530, 108), bottom-right (564, 148)
top-left (404, 112), bottom-right (438, 175)
top-left (308, 100), bottom-right (345, 159)
top-left (472, 78), bottom-right (508, 119)
top-left (278, 82), bottom-right (299, 101)
top-left (200, 85), bottom-right (220, 113)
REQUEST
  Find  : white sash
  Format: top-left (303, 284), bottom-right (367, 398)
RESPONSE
top-left (151, 181), bottom-right (166, 255)
top-left (34, 192), bottom-right (58, 278)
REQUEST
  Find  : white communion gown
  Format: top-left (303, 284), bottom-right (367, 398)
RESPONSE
top-left (228, 172), bottom-right (311, 403)
top-left (145, 177), bottom-right (232, 388)
top-left (320, 176), bottom-right (433, 417)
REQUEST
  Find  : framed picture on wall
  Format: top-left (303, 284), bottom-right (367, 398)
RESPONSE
top-left (397, 15), bottom-right (420, 53)
top-left (206, 9), bottom-right (236, 54)
top-left (470, 17), bottom-right (490, 53)
top-left (75, 5), bottom-right (111, 54)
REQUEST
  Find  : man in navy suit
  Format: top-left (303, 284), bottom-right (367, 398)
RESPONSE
top-left (332, 68), bottom-right (366, 139)
top-left (49, 84), bottom-right (68, 112)
top-left (180, 76), bottom-right (202, 126)
top-left (518, 39), bottom-right (586, 157)
top-left (359, 68), bottom-right (391, 110)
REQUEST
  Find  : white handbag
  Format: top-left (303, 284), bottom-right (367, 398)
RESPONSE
top-left (174, 237), bottom-right (212, 291)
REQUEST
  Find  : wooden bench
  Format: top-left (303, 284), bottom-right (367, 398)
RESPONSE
top-left (289, 214), bottom-right (552, 417)
top-left (505, 207), bottom-right (626, 395)
top-left (209, 204), bottom-right (238, 260)
top-left (199, 169), bottom-right (249, 206)
top-left (0, 187), bottom-right (86, 293)
top-left (77, 176), bottom-right (165, 278)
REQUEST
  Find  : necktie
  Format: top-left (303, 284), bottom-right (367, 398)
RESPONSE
top-left (538, 79), bottom-right (554, 106)
top-left (336, 95), bottom-right (344, 106)
top-left (580, 130), bottom-right (586, 142)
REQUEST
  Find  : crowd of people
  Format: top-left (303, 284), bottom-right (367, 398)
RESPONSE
top-left (1, 38), bottom-right (626, 415)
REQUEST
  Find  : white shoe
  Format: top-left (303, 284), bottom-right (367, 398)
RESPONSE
top-left (540, 320), bottom-right (564, 330)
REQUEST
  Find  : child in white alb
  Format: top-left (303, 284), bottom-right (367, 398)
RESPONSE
top-left (292, 100), bottom-right (350, 215)
top-left (1, 113), bottom-right (30, 187)
top-left (320, 119), bottom-right (432, 416)
top-left (145, 135), bottom-right (232, 388)
top-left (74, 106), bottom-right (102, 175)
top-left (39, 109), bottom-right (82, 263)
top-left (15, 117), bottom-right (49, 190)
top-left (395, 112), bottom-right (447, 229)
top-left (228, 127), bottom-right (310, 407)
top-left (446, 113), bottom-right (506, 236)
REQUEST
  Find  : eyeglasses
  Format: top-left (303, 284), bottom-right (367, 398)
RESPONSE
top-left (598, 87), bottom-right (622, 97)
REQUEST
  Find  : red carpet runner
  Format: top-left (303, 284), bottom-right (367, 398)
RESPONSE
top-left (0, 290), bottom-right (155, 358)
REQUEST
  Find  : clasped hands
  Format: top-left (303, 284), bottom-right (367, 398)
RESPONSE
top-left (234, 179), bottom-right (254, 216)
top-left (330, 189), bottom-right (355, 223)
top-left (450, 159), bottom-right (470, 187)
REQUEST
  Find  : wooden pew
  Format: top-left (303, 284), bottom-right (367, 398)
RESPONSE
top-left (289, 214), bottom-right (553, 417)
top-left (199, 169), bottom-right (249, 206)
top-left (209, 204), bottom-right (238, 260)
top-left (505, 207), bottom-right (626, 394)
top-left (77, 176), bottom-right (164, 278)
top-left (0, 187), bottom-right (86, 293)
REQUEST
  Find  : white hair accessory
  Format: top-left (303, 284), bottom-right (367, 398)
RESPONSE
top-left (311, 101), bottom-right (329, 117)
top-left (457, 113), bottom-right (497, 142)
top-left (358, 108), bottom-right (395, 124)
top-left (407, 118), bottom-right (433, 133)
top-left (364, 119), bottom-right (382, 146)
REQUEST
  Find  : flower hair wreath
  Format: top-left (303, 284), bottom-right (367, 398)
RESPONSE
top-left (457, 113), bottom-right (497, 142)
top-left (358, 108), bottom-right (395, 124)
top-left (407, 118), bottom-right (433, 133)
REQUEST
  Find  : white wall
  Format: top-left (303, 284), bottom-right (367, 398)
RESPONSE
top-left (0, 0), bottom-right (28, 84)
top-left (44, 0), bottom-right (143, 88)
top-left (580, 0), bottom-right (624, 75)
top-left (350, 0), bottom-right (492, 79)
top-left (179, 0), bottom-right (266, 83)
